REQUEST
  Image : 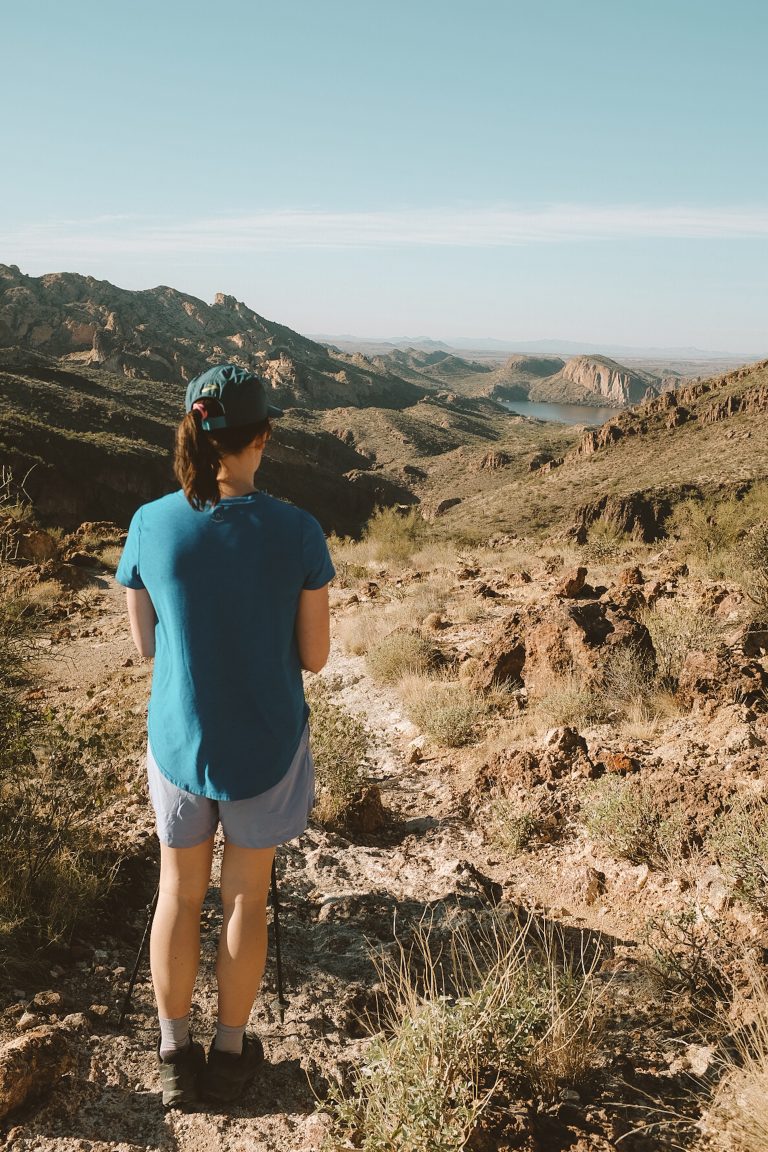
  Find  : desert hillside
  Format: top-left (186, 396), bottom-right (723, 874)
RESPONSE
top-left (1, 273), bottom-right (768, 1152)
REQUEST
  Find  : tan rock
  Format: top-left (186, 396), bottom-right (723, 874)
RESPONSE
top-left (554, 566), bottom-right (587, 598)
top-left (0, 1026), bottom-right (73, 1120)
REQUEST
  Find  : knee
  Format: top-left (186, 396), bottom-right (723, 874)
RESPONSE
top-left (159, 876), bottom-right (209, 912)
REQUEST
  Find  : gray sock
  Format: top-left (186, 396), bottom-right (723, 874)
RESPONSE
top-left (214, 1021), bottom-right (245, 1055)
top-left (158, 1014), bottom-right (190, 1061)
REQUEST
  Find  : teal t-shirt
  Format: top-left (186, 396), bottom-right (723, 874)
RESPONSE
top-left (116, 489), bottom-right (335, 801)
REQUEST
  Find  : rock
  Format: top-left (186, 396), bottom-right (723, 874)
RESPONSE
top-left (61, 1013), bottom-right (90, 1033)
top-left (434, 497), bottom-right (461, 516)
top-left (17, 528), bottom-right (58, 563)
top-left (618, 566), bottom-right (644, 586)
top-left (543, 727), bottom-right (589, 757)
top-left (677, 649), bottom-right (768, 712)
top-left (0, 1025), bottom-right (74, 1120)
top-left (602, 752), bottom-right (640, 775)
top-left (471, 613), bottom-right (525, 690)
top-left (16, 1013), bottom-right (41, 1032)
top-left (523, 597), bottom-right (655, 693)
top-left (344, 785), bottom-right (387, 834)
top-left (421, 612), bottom-right (446, 632)
top-left (554, 566), bottom-right (588, 598)
top-left (31, 991), bottom-right (61, 1012)
top-left (581, 866), bottom-right (606, 906)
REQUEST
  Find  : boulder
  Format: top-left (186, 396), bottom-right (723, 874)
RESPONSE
top-left (554, 566), bottom-right (588, 598)
top-left (472, 613), bottom-right (526, 690)
top-left (523, 598), bottom-right (655, 694)
top-left (0, 1025), bottom-right (74, 1120)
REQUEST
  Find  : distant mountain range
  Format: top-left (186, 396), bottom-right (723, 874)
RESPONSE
top-left (310, 333), bottom-right (758, 360)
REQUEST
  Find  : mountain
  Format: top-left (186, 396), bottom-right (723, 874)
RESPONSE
top-left (0, 265), bottom-right (424, 411)
top-left (527, 355), bottom-right (660, 406)
top-left (0, 350), bottom-right (415, 533)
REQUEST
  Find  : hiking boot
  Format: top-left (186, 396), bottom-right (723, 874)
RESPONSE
top-left (157, 1038), bottom-right (206, 1109)
top-left (201, 1033), bottom-right (265, 1104)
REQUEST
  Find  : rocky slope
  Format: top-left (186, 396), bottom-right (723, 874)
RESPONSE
top-left (437, 357), bottom-right (768, 541)
top-left (1, 529), bottom-right (766, 1151)
top-left (0, 265), bottom-right (425, 411)
top-left (0, 351), bottom-right (414, 533)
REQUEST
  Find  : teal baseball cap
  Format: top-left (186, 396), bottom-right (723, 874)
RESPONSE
top-left (185, 364), bottom-right (284, 431)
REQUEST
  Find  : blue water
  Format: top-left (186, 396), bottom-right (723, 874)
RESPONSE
top-left (500, 399), bottom-right (618, 426)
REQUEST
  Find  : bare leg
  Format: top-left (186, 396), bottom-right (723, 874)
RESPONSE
top-left (150, 837), bottom-right (215, 1020)
top-left (216, 843), bottom-right (275, 1027)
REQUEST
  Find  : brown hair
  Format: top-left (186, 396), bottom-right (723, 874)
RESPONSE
top-left (174, 406), bottom-right (271, 509)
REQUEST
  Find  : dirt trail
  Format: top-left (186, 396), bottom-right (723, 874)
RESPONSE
top-left (3, 578), bottom-right (500, 1152)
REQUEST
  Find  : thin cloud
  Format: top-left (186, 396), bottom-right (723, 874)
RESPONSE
top-left (6, 204), bottom-right (768, 259)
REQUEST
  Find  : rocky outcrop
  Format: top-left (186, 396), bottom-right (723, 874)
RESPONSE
top-left (0, 265), bottom-right (425, 411)
top-left (529, 355), bottom-right (659, 407)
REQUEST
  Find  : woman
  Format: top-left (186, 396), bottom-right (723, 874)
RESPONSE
top-left (116, 363), bottom-right (334, 1108)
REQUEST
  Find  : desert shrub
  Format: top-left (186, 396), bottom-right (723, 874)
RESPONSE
top-left (641, 600), bottom-right (728, 691)
top-left (305, 677), bottom-right (372, 825)
top-left (322, 917), bottom-right (602, 1152)
top-left (533, 674), bottom-right (612, 729)
top-left (399, 674), bottom-right (487, 747)
top-left (643, 904), bottom-right (730, 1002)
top-left (488, 797), bottom-right (544, 855)
top-left (0, 565), bottom-right (118, 976)
top-left (600, 643), bottom-right (656, 715)
top-left (742, 520), bottom-right (768, 616)
top-left (707, 799), bottom-right (768, 910)
top-left (670, 483), bottom-right (768, 579)
top-left (366, 631), bottom-right (436, 685)
top-left (363, 506), bottom-right (425, 563)
top-left (582, 775), bottom-right (691, 868)
top-left (584, 520), bottom-right (630, 560)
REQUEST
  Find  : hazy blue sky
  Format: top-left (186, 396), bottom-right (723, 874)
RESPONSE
top-left (2, 0), bottom-right (767, 351)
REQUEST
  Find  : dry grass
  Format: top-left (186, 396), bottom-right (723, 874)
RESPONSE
top-left (365, 631), bottom-right (436, 685)
top-left (322, 915), bottom-right (604, 1152)
top-left (337, 606), bottom-right (390, 656)
top-left (703, 977), bottom-right (768, 1151)
top-left (706, 798), bottom-right (768, 911)
top-left (641, 600), bottom-right (730, 690)
top-left (399, 673), bottom-right (488, 747)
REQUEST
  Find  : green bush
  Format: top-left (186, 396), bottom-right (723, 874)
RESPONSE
top-left (582, 775), bottom-right (691, 868)
top-left (400, 675), bottom-right (487, 747)
top-left (306, 676), bottom-right (372, 826)
top-left (363, 506), bottom-right (425, 563)
top-left (641, 600), bottom-right (728, 691)
top-left (707, 799), bottom-right (768, 910)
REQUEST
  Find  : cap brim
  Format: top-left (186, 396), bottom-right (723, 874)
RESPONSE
top-left (267, 404), bottom-right (284, 418)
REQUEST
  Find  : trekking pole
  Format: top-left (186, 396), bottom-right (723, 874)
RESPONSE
top-left (271, 857), bottom-right (289, 1023)
top-left (118, 884), bottom-right (159, 1028)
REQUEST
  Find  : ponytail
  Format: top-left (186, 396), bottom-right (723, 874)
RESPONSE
top-left (173, 407), bottom-right (272, 510)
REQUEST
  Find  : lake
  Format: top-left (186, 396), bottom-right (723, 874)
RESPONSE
top-left (500, 399), bottom-right (618, 425)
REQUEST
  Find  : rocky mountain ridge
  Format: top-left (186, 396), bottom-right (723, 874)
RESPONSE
top-left (0, 265), bottom-right (424, 411)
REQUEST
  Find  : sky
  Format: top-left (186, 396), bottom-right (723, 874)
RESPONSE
top-left (2, 0), bottom-right (767, 353)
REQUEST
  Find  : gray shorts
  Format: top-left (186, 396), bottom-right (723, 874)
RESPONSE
top-left (146, 725), bottom-right (315, 849)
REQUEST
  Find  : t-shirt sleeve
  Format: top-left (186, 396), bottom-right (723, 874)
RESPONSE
top-left (115, 508), bottom-right (146, 589)
top-left (301, 513), bottom-right (336, 590)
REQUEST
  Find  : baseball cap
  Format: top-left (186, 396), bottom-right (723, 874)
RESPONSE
top-left (185, 364), bottom-right (284, 431)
